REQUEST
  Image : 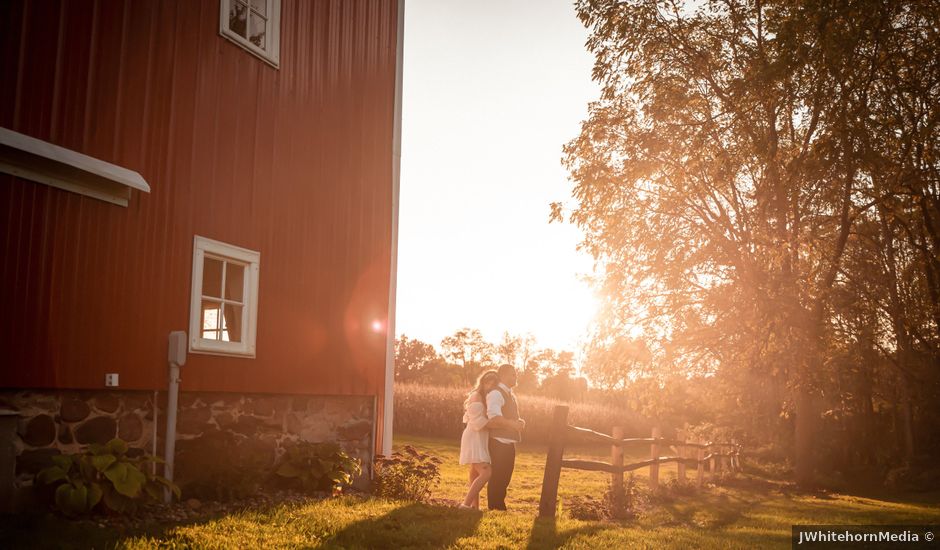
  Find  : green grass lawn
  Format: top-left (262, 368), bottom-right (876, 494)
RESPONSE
top-left (3, 434), bottom-right (939, 549)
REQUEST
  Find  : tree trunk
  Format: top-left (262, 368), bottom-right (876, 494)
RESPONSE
top-left (878, 203), bottom-right (917, 462)
top-left (794, 381), bottom-right (815, 488)
top-left (898, 379), bottom-right (915, 461)
top-left (858, 343), bottom-right (877, 467)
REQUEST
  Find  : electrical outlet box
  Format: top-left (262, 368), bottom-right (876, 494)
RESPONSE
top-left (168, 331), bottom-right (187, 366)
top-left (105, 373), bottom-right (119, 387)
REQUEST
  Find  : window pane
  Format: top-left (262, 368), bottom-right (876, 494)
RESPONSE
top-left (250, 0), bottom-right (266, 17)
top-left (249, 14), bottom-right (266, 48)
top-left (225, 262), bottom-right (245, 302)
top-left (229, 0), bottom-right (248, 38)
top-left (201, 300), bottom-right (223, 340)
top-left (222, 303), bottom-right (243, 342)
top-left (203, 258), bottom-right (223, 298)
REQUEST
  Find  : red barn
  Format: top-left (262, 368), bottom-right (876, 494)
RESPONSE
top-left (0, 0), bottom-right (401, 505)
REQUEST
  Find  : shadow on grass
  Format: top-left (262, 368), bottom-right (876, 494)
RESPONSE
top-left (524, 515), bottom-right (604, 550)
top-left (317, 502), bottom-right (483, 549)
top-left (655, 490), bottom-right (756, 528)
top-left (0, 511), bottom-right (188, 550)
top-left (840, 488), bottom-right (940, 507)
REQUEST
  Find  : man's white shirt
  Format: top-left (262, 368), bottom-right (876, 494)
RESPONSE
top-left (486, 382), bottom-right (514, 444)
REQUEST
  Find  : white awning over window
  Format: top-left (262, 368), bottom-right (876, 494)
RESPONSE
top-left (0, 126), bottom-right (150, 207)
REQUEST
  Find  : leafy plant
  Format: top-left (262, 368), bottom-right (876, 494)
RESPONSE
top-left (178, 431), bottom-right (268, 502)
top-left (373, 445), bottom-right (442, 502)
top-left (35, 438), bottom-right (179, 516)
top-left (275, 441), bottom-right (362, 495)
top-left (567, 475), bottom-right (638, 521)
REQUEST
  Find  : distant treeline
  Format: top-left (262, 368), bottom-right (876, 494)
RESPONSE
top-left (395, 330), bottom-right (588, 401)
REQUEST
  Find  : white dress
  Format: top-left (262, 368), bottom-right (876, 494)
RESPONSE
top-left (459, 399), bottom-right (491, 464)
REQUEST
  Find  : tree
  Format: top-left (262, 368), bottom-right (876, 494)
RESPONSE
top-left (440, 328), bottom-right (496, 385)
top-left (562, 0), bottom-right (937, 485)
top-left (496, 332), bottom-right (521, 368)
top-left (416, 357), bottom-right (465, 387)
top-left (394, 335), bottom-right (440, 382)
top-left (583, 337), bottom-right (651, 390)
top-left (528, 348), bottom-right (574, 380)
top-left (514, 333), bottom-right (540, 392)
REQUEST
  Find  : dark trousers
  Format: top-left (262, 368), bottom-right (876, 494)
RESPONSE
top-left (487, 438), bottom-right (516, 510)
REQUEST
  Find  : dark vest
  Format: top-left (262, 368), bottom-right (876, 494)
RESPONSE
top-left (488, 387), bottom-right (521, 443)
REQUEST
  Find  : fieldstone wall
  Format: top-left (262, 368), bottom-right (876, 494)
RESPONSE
top-left (0, 390), bottom-right (155, 490)
top-left (170, 392), bottom-right (374, 492)
top-left (0, 390), bottom-right (375, 503)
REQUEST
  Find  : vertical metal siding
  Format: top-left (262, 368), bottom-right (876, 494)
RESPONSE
top-left (0, 0), bottom-right (399, 400)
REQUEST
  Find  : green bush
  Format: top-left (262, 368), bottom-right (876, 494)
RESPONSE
top-left (567, 475), bottom-right (638, 521)
top-left (35, 438), bottom-right (179, 516)
top-left (373, 445), bottom-right (442, 502)
top-left (884, 465), bottom-right (940, 492)
top-left (178, 431), bottom-right (268, 502)
top-left (275, 441), bottom-right (362, 496)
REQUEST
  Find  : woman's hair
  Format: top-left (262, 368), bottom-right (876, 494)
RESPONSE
top-left (465, 369), bottom-right (499, 406)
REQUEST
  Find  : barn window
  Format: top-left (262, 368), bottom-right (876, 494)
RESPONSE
top-left (219, 0), bottom-right (281, 68)
top-left (189, 236), bottom-right (260, 357)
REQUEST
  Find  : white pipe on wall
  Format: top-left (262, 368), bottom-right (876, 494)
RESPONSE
top-left (164, 330), bottom-right (186, 503)
top-left (152, 390), bottom-right (158, 476)
top-left (163, 361), bottom-right (180, 503)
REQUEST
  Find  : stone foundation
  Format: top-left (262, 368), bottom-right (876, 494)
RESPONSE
top-left (0, 390), bottom-right (375, 506)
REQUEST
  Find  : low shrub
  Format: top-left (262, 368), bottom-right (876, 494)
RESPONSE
top-left (566, 475), bottom-right (638, 521)
top-left (177, 431), bottom-right (268, 502)
top-left (742, 457), bottom-right (792, 480)
top-left (35, 438), bottom-right (179, 516)
top-left (275, 441), bottom-right (362, 496)
top-left (373, 445), bottom-right (442, 502)
top-left (748, 442), bottom-right (788, 463)
top-left (662, 474), bottom-right (698, 496)
top-left (884, 465), bottom-right (940, 492)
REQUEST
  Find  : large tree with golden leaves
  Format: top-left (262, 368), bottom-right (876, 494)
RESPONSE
top-left (561, 0), bottom-right (939, 485)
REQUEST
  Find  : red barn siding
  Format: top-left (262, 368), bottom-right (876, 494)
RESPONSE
top-left (0, 0), bottom-right (398, 405)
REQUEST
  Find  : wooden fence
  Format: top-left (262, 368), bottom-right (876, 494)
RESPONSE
top-left (538, 405), bottom-right (742, 518)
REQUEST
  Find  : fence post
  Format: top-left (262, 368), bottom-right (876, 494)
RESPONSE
top-left (676, 426), bottom-right (686, 483)
top-left (611, 426), bottom-right (624, 507)
top-left (696, 440), bottom-right (705, 489)
top-left (538, 405), bottom-right (569, 518)
top-left (709, 443), bottom-right (718, 479)
top-left (649, 426), bottom-right (660, 490)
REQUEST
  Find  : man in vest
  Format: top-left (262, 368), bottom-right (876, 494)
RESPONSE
top-left (485, 363), bottom-right (526, 510)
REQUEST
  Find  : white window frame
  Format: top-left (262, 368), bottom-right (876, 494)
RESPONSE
top-left (219, 0), bottom-right (281, 68)
top-left (189, 236), bottom-right (261, 358)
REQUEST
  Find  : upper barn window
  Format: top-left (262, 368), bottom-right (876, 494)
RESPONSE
top-left (219, 0), bottom-right (281, 67)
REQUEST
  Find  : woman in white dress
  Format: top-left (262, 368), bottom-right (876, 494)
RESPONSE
top-left (459, 369), bottom-right (499, 509)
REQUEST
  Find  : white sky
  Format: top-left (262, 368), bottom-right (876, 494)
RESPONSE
top-left (396, 0), bottom-right (601, 355)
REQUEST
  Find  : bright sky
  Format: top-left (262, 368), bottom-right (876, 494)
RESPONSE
top-left (396, 0), bottom-right (601, 355)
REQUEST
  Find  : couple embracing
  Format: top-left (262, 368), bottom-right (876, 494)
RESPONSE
top-left (458, 364), bottom-right (526, 510)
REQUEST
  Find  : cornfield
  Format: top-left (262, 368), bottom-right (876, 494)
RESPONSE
top-left (393, 383), bottom-right (650, 445)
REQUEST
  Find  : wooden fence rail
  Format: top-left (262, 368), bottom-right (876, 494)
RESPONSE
top-left (538, 405), bottom-right (743, 518)
top-left (567, 425), bottom-right (738, 449)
